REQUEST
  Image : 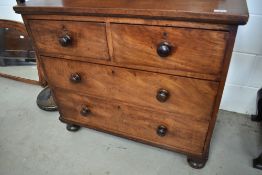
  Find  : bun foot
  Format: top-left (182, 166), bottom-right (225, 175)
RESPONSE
top-left (187, 156), bottom-right (207, 169)
top-left (66, 124), bottom-right (81, 132)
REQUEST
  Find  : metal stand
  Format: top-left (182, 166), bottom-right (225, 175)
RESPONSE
top-left (251, 88), bottom-right (262, 122)
top-left (36, 86), bottom-right (58, 111)
top-left (251, 88), bottom-right (262, 170)
top-left (253, 153), bottom-right (262, 170)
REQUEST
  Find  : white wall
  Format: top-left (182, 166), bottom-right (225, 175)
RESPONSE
top-left (0, 0), bottom-right (261, 115)
top-left (0, 0), bottom-right (22, 22)
top-left (220, 0), bottom-right (262, 115)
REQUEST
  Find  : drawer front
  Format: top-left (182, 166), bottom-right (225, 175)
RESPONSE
top-left (43, 57), bottom-right (218, 120)
top-left (111, 24), bottom-right (228, 76)
top-left (29, 20), bottom-right (109, 61)
top-left (55, 89), bottom-right (209, 154)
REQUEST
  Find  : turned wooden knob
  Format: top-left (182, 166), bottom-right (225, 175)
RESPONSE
top-left (157, 125), bottom-right (167, 137)
top-left (59, 34), bottom-right (72, 47)
top-left (157, 42), bottom-right (172, 57)
top-left (156, 89), bottom-right (170, 102)
top-left (70, 73), bottom-right (81, 83)
top-left (80, 105), bottom-right (91, 116)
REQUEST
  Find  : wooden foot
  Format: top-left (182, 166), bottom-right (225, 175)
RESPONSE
top-left (187, 149), bottom-right (209, 169)
top-left (253, 153), bottom-right (262, 170)
top-left (187, 156), bottom-right (208, 169)
top-left (66, 124), bottom-right (81, 132)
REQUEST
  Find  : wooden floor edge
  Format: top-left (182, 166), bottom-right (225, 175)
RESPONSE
top-left (0, 72), bottom-right (41, 86)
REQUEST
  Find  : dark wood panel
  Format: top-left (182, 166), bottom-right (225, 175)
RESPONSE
top-left (111, 24), bottom-right (228, 76)
top-left (55, 89), bottom-right (209, 155)
top-left (42, 57), bottom-right (219, 121)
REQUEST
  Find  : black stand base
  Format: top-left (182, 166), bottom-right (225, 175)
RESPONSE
top-left (253, 154), bottom-right (262, 170)
top-left (251, 88), bottom-right (262, 170)
top-left (36, 86), bottom-right (58, 111)
top-left (251, 114), bottom-right (262, 122)
top-left (66, 124), bottom-right (81, 132)
top-left (251, 88), bottom-right (262, 122)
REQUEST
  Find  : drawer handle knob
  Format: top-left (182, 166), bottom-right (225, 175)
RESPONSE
top-left (156, 89), bottom-right (170, 102)
top-left (59, 34), bottom-right (72, 47)
top-left (70, 73), bottom-right (81, 83)
top-left (157, 42), bottom-right (172, 57)
top-left (157, 125), bottom-right (168, 137)
top-left (80, 105), bottom-right (91, 116)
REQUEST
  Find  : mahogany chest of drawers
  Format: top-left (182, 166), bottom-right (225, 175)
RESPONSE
top-left (14, 0), bottom-right (248, 169)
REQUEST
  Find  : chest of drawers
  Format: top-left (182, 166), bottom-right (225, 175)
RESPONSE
top-left (14, 0), bottom-right (248, 169)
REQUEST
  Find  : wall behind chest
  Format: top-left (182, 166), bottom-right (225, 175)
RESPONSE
top-left (0, 0), bottom-right (22, 22)
top-left (1, 0), bottom-right (260, 115)
top-left (221, 0), bottom-right (262, 115)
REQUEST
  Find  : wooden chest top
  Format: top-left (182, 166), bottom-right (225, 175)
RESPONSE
top-left (14, 0), bottom-right (248, 24)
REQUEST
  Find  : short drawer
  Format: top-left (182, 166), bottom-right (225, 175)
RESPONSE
top-left (28, 20), bottom-right (109, 61)
top-left (55, 89), bottom-right (209, 155)
top-left (111, 24), bottom-right (228, 76)
top-left (42, 57), bottom-right (219, 121)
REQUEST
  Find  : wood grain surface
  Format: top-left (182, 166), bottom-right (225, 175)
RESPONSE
top-left (111, 24), bottom-right (228, 76)
top-left (29, 20), bottom-right (109, 61)
top-left (55, 88), bottom-right (209, 155)
top-left (42, 57), bottom-right (219, 121)
top-left (14, 0), bottom-right (249, 25)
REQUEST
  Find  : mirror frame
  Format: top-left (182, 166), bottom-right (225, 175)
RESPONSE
top-left (0, 19), bottom-right (47, 86)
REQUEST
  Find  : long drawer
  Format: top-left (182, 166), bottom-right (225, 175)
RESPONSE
top-left (55, 89), bottom-right (209, 155)
top-left (111, 24), bottom-right (228, 76)
top-left (28, 20), bottom-right (109, 61)
top-left (42, 57), bottom-right (219, 120)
